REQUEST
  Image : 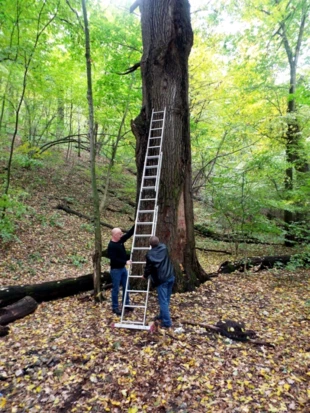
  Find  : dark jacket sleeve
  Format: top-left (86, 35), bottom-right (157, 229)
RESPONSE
top-left (120, 226), bottom-right (134, 243)
top-left (144, 255), bottom-right (153, 279)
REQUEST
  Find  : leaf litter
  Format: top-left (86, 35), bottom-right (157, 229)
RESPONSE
top-left (0, 159), bottom-right (309, 412)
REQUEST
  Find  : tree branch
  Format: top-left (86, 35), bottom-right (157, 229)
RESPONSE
top-left (116, 62), bottom-right (141, 75)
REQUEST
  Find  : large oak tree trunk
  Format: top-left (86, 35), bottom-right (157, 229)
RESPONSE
top-left (132, 0), bottom-right (206, 291)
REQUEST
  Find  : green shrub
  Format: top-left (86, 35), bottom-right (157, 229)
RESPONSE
top-left (0, 193), bottom-right (28, 242)
top-left (14, 153), bottom-right (44, 169)
top-left (69, 254), bottom-right (87, 267)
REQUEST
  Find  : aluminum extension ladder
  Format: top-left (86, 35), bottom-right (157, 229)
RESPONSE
top-left (115, 108), bottom-right (166, 330)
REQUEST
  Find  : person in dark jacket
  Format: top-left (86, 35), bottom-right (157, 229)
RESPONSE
top-left (107, 226), bottom-right (134, 315)
top-left (143, 236), bottom-right (175, 328)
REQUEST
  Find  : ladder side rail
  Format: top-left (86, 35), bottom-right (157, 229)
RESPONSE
top-left (142, 277), bottom-right (151, 325)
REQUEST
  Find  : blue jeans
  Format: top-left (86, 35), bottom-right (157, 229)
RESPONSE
top-left (156, 276), bottom-right (175, 327)
top-left (110, 267), bottom-right (130, 310)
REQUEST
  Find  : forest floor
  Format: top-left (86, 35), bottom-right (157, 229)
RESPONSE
top-left (0, 153), bottom-right (309, 413)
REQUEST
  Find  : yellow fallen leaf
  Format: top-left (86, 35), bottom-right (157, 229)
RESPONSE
top-left (0, 397), bottom-right (6, 409)
top-left (128, 408), bottom-right (138, 413)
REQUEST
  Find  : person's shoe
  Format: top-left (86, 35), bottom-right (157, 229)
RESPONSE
top-left (112, 308), bottom-right (122, 316)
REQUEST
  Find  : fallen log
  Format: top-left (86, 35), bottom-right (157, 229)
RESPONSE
top-left (0, 272), bottom-right (111, 308)
top-left (0, 296), bottom-right (38, 325)
top-left (194, 224), bottom-right (280, 245)
top-left (218, 255), bottom-right (295, 273)
top-left (0, 325), bottom-right (10, 337)
top-left (56, 204), bottom-right (114, 229)
top-left (196, 247), bottom-right (232, 255)
top-left (56, 204), bottom-right (135, 230)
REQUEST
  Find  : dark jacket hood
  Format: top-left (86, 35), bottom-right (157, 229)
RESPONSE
top-left (147, 243), bottom-right (167, 262)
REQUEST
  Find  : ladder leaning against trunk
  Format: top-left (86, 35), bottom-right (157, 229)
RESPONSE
top-left (115, 108), bottom-right (166, 330)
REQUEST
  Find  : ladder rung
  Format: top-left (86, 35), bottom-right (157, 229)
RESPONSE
top-left (138, 210), bottom-right (155, 213)
top-left (150, 128), bottom-right (163, 131)
top-left (149, 137), bottom-right (161, 140)
top-left (146, 155), bottom-right (159, 159)
top-left (148, 146), bottom-right (161, 149)
top-left (152, 110), bottom-right (164, 114)
top-left (114, 324), bottom-right (151, 330)
top-left (145, 165), bottom-right (158, 169)
top-left (143, 176), bottom-right (157, 179)
top-left (129, 275), bottom-right (144, 278)
top-left (132, 261), bottom-right (146, 264)
top-left (142, 186), bottom-right (155, 190)
top-left (123, 305), bottom-right (147, 309)
top-left (140, 198), bottom-right (156, 201)
top-left (133, 247), bottom-right (150, 250)
top-left (127, 290), bottom-right (148, 293)
top-left (120, 320), bottom-right (144, 325)
top-left (136, 221), bottom-right (153, 225)
top-left (134, 234), bottom-right (152, 237)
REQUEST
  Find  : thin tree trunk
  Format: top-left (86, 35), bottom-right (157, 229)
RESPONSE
top-left (81, 0), bottom-right (102, 302)
top-left (66, 100), bottom-right (74, 160)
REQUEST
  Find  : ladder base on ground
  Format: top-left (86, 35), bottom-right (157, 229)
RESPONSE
top-left (114, 323), bottom-right (151, 330)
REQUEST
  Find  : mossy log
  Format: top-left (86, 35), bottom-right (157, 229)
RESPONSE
top-left (0, 272), bottom-right (111, 308)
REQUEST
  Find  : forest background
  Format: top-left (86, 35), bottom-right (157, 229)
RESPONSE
top-left (1, 0), bottom-right (310, 252)
top-left (0, 0), bottom-right (310, 412)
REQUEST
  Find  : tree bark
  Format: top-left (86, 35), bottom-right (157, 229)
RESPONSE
top-left (0, 296), bottom-right (38, 325)
top-left (132, 0), bottom-right (205, 291)
top-left (0, 272), bottom-right (111, 308)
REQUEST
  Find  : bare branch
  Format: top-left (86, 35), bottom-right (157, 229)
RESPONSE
top-left (116, 62), bottom-right (141, 75)
top-left (130, 0), bottom-right (140, 13)
top-left (66, 0), bottom-right (84, 31)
